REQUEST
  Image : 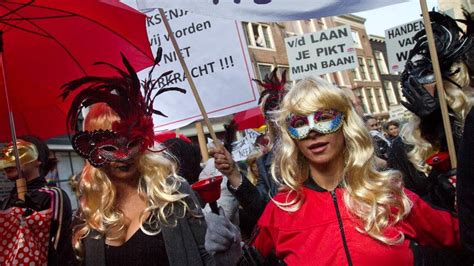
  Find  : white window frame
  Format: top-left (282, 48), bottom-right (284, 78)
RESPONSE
top-left (336, 71), bottom-right (346, 86)
top-left (376, 87), bottom-right (388, 112)
top-left (285, 31), bottom-right (297, 38)
top-left (360, 87), bottom-right (372, 114)
top-left (374, 51), bottom-right (389, 74)
top-left (358, 57), bottom-right (370, 81)
top-left (257, 63), bottom-right (274, 80)
top-left (351, 31), bottom-right (362, 48)
top-left (366, 58), bottom-right (379, 81)
top-left (384, 81), bottom-right (398, 105)
top-left (276, 65), bottom-right (291, 81)
top-left (243, 22), bottom-right (276, 50)
top-left (309, 19), bottom-right (317, 32)
top-left (369, 88), bottom-right (380, 113)
top-left (321, 18), bottom-right (328, 30)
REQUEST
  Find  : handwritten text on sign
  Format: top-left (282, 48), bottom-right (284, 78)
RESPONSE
top-left (285, 25), bottom-right (357, 80)
top-left (385, 19), bottom-right (424, 73)
top-left (136, 9), bottom-right (258, 131)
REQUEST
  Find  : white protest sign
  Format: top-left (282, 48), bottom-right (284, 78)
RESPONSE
top-left (231, 138), bottom-right (254, 162)
top-left (130, 0), bottom-right (408, 22)
top-left (285, 25), bottom-right (357, 80)
top-left (136, 9), bottom-right (258, 131)
top-left (244, 129), bottom-right (261, 144)
top-left (389, 105), bottom-right (412, 121)
top-left (385, 19), bottom-right (424, 73)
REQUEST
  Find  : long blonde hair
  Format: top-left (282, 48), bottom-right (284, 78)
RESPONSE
top-left (401, 63), bottom-right (472, 174)
top-left (271, 77), bottom-right (412, 245)
top-left (72, 104), bottom-right (188, 257)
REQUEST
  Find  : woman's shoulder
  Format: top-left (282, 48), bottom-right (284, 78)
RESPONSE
top-left (258, 189), bottom-right (305, 225)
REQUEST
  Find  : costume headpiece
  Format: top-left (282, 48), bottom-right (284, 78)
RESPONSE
top-left (61, 48), bottom-right (185, 167)
top-left (401, 11), bottom-right (473, 87)
top-left (458, 9), bottom-right (474, 78)
top-left (254, 68), bottom-right (287, 117)
top-left (0, 140), bottom-right (38, 169)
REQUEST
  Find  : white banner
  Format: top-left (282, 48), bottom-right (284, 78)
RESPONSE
top-left (136, 9), bottom-right (258, 131)
top-left (385, 19), bottom-right (424, 73)
top-left (285, 25), bottom-right (357, 80)
top-left (126, 0), bottom-right (408, 22)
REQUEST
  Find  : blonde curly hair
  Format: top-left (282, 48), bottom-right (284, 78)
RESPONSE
top-left (271, 76), bottom-right (412, 245)
top-left (401, 62), bottom-right (472, 174)
top-left (72, 104), bottom-right (188, 258)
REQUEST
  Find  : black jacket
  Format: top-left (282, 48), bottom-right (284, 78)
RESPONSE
top-left (227, 151), bottom-right (279, 230)
top-left (81, 180), bottom-right (214, 266)
top-left (458, 108), bottom-right (474, 260)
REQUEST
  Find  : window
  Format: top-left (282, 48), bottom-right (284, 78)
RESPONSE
top-left (351, 31), bottom-right (362, 48)
top-left (257, 63), bottom-right (273, 80)
top-left (374, 51), bottom-right (389, 74)
top-left (366, 88), bottom-right (379, 113)
top-left (352, 66), bottom-right (361, 81)
top-left (285, 31), bottom-right (297, 38)
top-left (375, 87), bottom-right (388, 112)
top-left (366, 58), bottom-right (378, 81)
top-left (384, 81), bottom-right (398, 105)
top-left (277, 65), bottom-right (292, 82)
top-left (336, 71), bottom-right (346, 86)
top-left (354, 88), bottom-right (369, 114)
top-left (243, 22), bottom-right (275, 49)
top-left (358, 57), bottom-right (369, 81)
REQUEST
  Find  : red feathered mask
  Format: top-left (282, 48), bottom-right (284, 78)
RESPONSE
top-left (254, 68), bottom-right (287, 118)
top-left (61, 48), bottom-right (186, 167)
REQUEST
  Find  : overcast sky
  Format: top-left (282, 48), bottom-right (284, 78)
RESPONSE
top-left (355, 0), bottom-right (439, 37)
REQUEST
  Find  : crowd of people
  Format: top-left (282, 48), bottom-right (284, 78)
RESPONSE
top-left (0, 10), bottom-right (474, 266)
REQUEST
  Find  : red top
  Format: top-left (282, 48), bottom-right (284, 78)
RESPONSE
top-left (252, 182), bottom-right (459, 266)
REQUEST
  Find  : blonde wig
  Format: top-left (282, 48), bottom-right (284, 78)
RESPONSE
top-left (401, 62), bottom-right (472, 174)
top-left (246, 149), bottom-right (263, 185)
top-left (271, 76), bottom-right (412, 245)
top-left (72, 104), bottom-right (189, 257)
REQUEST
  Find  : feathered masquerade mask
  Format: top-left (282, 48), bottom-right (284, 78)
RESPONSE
top-left (61, 48), bottom-right (186, 167)
top-left (254, 68), bottom-right (287, 118)
top-left (401, 11), bottom-right (473, 87)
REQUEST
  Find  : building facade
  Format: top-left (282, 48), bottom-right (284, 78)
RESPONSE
top-left (369, 35), bottom-right (404, 118)
top-left (333, 15), bottom-right (387, 118)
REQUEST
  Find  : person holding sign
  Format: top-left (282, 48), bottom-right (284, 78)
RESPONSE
top-left (213, 68), bottom-right (287, 231)
top-left (388, 11), bottom-right (473, 212)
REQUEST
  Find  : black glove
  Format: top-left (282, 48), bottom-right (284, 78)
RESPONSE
top-left (401, 76), bottom-right (440, 119)
top-left (427, 168), bottom-right (456, 212)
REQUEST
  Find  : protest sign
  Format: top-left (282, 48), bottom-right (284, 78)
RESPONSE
top-left (231, 138), bottom-right (254, 162)
top-left (285, 25), bottom-right (357, 80)
top-left (136, 9), bottom-right (258, 131)
top-left (389, 105), bottom-right (412, 121)
top-left (385, 19), bottom-right (424, 73)
top-left (129, 0), bottom-right (407, 22)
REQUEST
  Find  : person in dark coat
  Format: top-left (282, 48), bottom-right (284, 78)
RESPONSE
top-left (0, 135), bottom-right (74, 265)
top-left (214, 68), bottom-right (287, 230)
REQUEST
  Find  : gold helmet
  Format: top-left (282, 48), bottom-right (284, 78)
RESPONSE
top-left (0, 140), bottom-right (38, 169)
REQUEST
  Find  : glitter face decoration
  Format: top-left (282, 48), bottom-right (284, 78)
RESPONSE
top-left (287, 110), bottom-right (344, 140)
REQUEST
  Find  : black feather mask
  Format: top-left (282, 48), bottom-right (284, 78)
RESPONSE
top-left (253, 68), bottom-right (287, 118)
top-left (60, 48), bottom-right (186, 167)
top-left (401, 11), bottom-right (473, 88)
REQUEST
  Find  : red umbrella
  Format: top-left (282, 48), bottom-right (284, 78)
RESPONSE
top-left (232, 106), bottom-right (266, 131)
top-left (0, 0), bottom-right (154, 142)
